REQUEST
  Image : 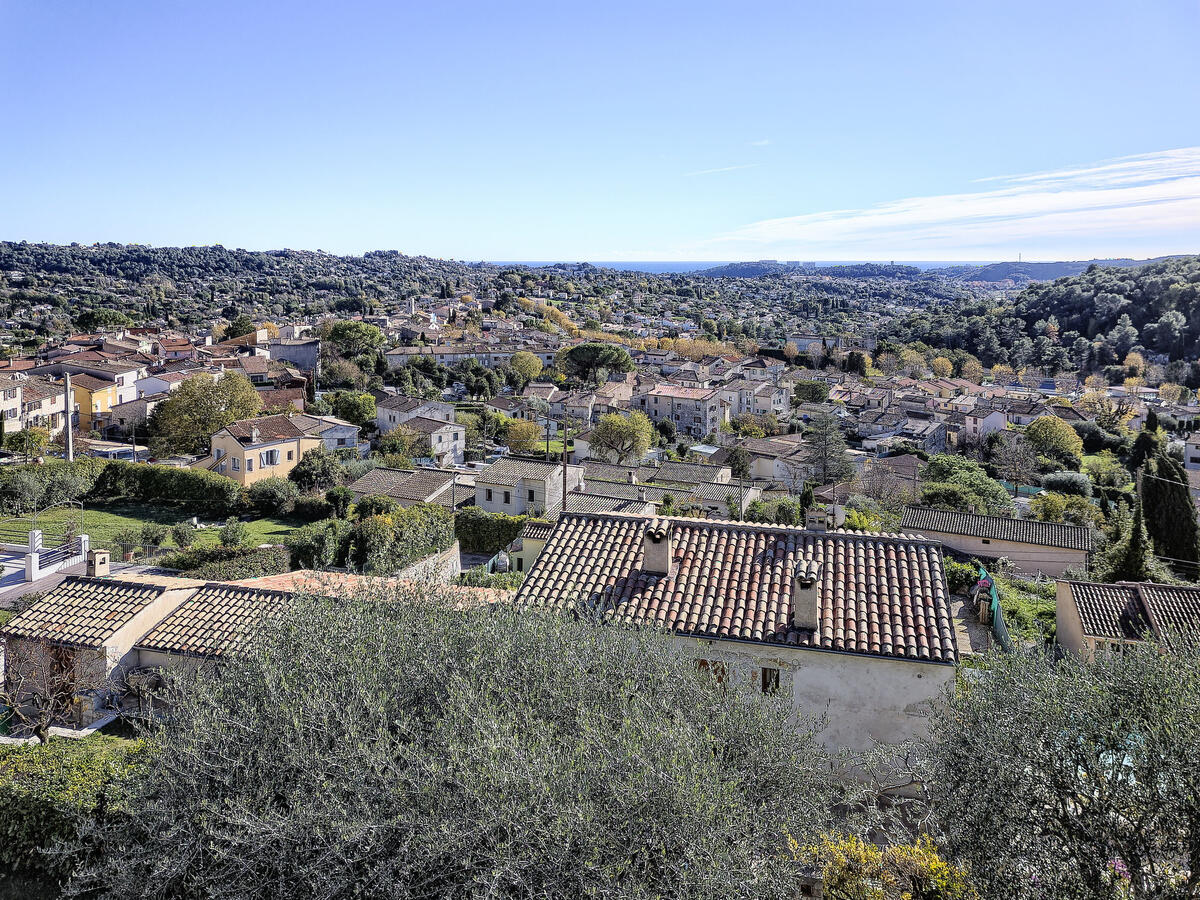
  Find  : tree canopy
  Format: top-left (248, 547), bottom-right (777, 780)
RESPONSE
top-left (72, 587), bottom-right (853, 900)
top-left (558, 342), bottom-right (634, 384)
top-left (148, 373), bottom-right (262, 456)
top-left (588, 412), bottom-right (654, 464)
top-left (924, 640), bottom-right (1200, 900)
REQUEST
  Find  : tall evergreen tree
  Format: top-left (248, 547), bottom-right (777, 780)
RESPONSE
top-left (800, 411), bottom-right (854, 485)
top-left (1107, 501), bottom-right (1155, 583)
top-left (1140, 451), bottom-right (1200, 577)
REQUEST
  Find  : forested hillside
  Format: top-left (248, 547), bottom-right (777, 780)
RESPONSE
top-left (885, 255), bottom-right (1200, 375)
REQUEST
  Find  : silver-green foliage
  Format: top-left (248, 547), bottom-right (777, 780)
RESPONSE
top-left (71, 587), bottom-right (851, 899)
top-left (923, 641), bottom-right (1200, 900)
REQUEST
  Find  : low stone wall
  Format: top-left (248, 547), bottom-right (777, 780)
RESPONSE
top-left (395, 540), bottom-right (462, 584)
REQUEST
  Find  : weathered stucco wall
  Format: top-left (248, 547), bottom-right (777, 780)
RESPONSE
top-left (679, 635), bottom-right (956, 750)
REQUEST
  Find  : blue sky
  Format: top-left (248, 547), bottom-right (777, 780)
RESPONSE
top-left (2, 0), bottom-right (1198, 261)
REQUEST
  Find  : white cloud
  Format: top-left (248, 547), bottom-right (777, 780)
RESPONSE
top-left (673, 147), bottom-right (1200, 260)
top-left (682, 163), bottom-right (760, 177)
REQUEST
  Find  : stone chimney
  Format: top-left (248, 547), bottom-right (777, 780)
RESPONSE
top-left (637, 486), bottom-right (647, 502)
top-left (251, 426), bottom-right (260, 444)
top-left (643, 517), bottom-right (673, 576)
top-left (626, 470), bottom-right (637, 484)
top-left (792, 558), bottom-right (822, 631)
top-left (805, 508), bottom-right (828, 532)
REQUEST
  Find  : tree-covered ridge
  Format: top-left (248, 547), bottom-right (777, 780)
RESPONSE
top-left (885, 255), bottom-right (1200, 372)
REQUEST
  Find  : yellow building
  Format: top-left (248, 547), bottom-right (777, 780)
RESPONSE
top-left (70, 374), bottom-right (123, 432)
top-left (196, 414), bottom-right (323, 486)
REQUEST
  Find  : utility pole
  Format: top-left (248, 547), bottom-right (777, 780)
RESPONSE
top-left (62, 372), bottom-right (74, 462)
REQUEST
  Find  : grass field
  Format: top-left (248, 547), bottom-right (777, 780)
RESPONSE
top-left (0, 502), bottom-right (300, 550)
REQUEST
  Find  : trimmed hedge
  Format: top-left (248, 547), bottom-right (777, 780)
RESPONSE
top-left (90, 461), bottom-right (242, 514)
top-left (0, 458), bottom-right (108, 515)
top-left (454, 507), bottom-right (527, 555)
top-left (0, 736), bottom-right (144, 878)
top-left (157, 545), bottom-right (290, 580)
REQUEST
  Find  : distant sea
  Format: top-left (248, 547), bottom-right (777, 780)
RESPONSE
top-left (493, 260), bottom-right (996, 273)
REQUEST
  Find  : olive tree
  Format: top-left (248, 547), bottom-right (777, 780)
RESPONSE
top-left (922, 641), bottom-right (1200, 900)
top-left (71, 586), bottom-right (858, 899)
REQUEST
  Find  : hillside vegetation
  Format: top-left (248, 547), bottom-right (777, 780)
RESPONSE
top-left (885, 255), bottom-right (1200, 373)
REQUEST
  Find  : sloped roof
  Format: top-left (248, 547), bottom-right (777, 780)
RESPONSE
top-left (901, 506), bottom-right (1094, 552)
top-left (135, 583), bottom-right (294, 658)
top-left (1, 576), bottom-right (167, 648)
top-left (517, 513), bottom-right (957, 663)
top-left (478, 457), bottom-right (578, 486)
top-left (347, 466), bottom-right (456, 505)
top-left (1066, 582), bottom-right (1147, 640)
top-left (224, 414), bottom-right (306, 443)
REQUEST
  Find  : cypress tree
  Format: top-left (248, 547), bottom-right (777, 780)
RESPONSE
top-left (1140, 451), bottom-right (1200, 577)
top-left (800, 482), bottom-right (815, 513)
top-left (1108, 501), bottom-right (1154, 583)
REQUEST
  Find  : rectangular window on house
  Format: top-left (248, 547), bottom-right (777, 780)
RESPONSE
top-left (528, 489), bottom-right (535, 501)
top-left (232, 458), bottom-right (240, 471)
top-left (246, 458), bottom-right (254, 472)
top-left (761, 667), bottom-right (780, 695)
top-left (337, 438), bottom-right (347, 446)
top-left (260, 449), bottom-right (279, 467)
top-left (503, 491), bottom-right (511, 505)
top-left (486, 488), bottom-right (493, 502)
top-left (516, 557), bottom-right (524, 572)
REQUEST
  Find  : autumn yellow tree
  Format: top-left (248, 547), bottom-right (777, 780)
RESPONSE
top-left (930, 357), bottom-right (953, 378)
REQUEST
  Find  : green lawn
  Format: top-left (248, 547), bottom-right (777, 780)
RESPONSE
top-left (0, 502), bottom-right (301, 551)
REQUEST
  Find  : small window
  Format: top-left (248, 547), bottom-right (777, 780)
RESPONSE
top-left (287, 450), bottom-right (294, 461)
top-left (516, 557), bottom-right (524, 572)
top-left (761, 667), bottom-right (780, 695)
top-left (232, 458), bottom-right (240, 471)
top-left (528, 488), bottom-right (535, 502)
top-left (337, 438), bottom-right (346, 446)
top-left (246, 458), bottom-right (253, 472)
top-left (486, 488), bottom-right (493, 502)
top-left (503, 490), bottom-right (511, 505)
top-left (981, 539), bottom-right (991, 545)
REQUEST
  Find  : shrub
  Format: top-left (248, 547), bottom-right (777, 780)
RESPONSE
top-left (943, 559), bottom-right (980, 594)
top-left (285, 518), bottom-right (352, 570)
top-left (354, 494), bottom-right (397, 519)
top-left (349, 504), bottom-right (455, 574)
top-left (170, 520), bottom-right (197, 549)
top-left (0, 736), bottom-right (144, 878)
top-left (349, 514), bottom-right (395, 574)
top-left (157, 544), bottom-right (291, 580)
top-left (247, 477), bottom-right (300, 516)
top-left (1040, 470), bottom-right (1092, 498)
top-left (289, 447), bottom-right (344, 492)
top-left (292, 495), bottom-right (333, 522)
top-left (113, 527), bottom-right (141, 554)
top-left (457, 565), bottom-right (523, 590)
top-left (181, 546), bottom-right (290, 581)
top-left (454, 506), bottom-right (526, 555)
top-left (139, 522), bottom-right (169, 553)
top-left (325, 486), bottom-right (353, 518)
top-left (219, 517), bottom-right (250, 548)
